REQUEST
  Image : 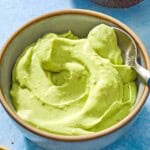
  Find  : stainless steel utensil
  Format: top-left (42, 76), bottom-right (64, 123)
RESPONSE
top-left (113, 27), bottom-right (150, 86)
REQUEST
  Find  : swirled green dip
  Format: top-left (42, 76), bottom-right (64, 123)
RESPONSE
top-left (11, 24), bottom-right (137, 135)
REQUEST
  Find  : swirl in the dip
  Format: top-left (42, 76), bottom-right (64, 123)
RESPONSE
top-left (11, 24), bottom-right (137, 135)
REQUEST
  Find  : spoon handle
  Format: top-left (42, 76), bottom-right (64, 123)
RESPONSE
top-left (134, 62), bottom-right (150, 87)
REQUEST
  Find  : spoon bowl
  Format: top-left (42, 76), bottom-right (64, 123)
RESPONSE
top-left (114, 27), bottom-right (150, 86)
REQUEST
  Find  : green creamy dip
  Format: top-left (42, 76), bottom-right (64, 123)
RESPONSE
top-left (11, 24), bottom-right (137, 135)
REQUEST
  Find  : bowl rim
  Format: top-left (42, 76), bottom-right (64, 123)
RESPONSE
top-left (0, 146), bottom-right (8, 150)
top-left (0, 9), bottom-right (149, 142)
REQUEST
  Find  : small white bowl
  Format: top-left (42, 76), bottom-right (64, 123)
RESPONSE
top-left (0, 9), bottom-right (149, 150)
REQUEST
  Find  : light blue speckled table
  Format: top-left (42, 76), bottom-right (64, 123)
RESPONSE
top-left (0, 0), bottom-right (150, 150)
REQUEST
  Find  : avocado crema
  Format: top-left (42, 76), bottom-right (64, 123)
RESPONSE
top-left (11, 24), bottom-right (137, 135)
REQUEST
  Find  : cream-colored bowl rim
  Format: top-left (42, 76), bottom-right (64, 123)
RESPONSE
top-left (0, 146), bottom-right (8, 150)
top-left (0, 9), bottom-right (149, 142)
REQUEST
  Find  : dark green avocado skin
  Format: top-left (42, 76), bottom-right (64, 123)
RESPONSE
top-left (92, 0), bottom-right (143, 8)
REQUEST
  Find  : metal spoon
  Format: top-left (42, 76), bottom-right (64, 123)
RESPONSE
top-left (113, 27), bottom-right (150, 86)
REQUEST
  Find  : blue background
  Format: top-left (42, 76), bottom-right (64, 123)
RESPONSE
top-left (0, 0), bottom-right (150, 150)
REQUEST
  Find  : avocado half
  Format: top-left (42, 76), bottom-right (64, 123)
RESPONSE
top-left (92, 0), bottom-right (143, 8)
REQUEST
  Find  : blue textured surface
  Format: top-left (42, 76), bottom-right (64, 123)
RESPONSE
top-left (0, 0), bottom-right (150, 150)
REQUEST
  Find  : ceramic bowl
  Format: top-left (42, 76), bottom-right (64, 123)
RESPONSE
top-left (0, 9), bottom-right (149, 150)
top-left (92, 0), bottom-right (143, 8)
